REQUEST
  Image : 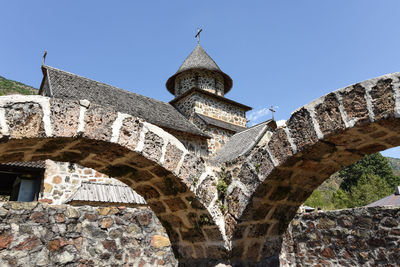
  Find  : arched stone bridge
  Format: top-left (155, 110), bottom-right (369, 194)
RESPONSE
top-left (1, 72), bottom-right (399, 266)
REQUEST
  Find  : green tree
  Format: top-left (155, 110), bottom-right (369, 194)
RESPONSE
top-left (347, 172), bottom-right (392, 207)
top-left (339, 153), bottom-right (397, 191)
top-left (304, 189), bottom-right (334, 210)
top-left (332, 188), bottom-right (350, 209)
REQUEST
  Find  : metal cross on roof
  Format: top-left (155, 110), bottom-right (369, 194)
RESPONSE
top-left (42, 50), bottom-right (47, 65)
top-left (195, 28), bottom-right (203, 44)
top-left (269, 106), bottom-right (276, 120)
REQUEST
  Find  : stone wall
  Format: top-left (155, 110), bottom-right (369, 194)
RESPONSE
top-left (281, 206), bottom-right (400, 266)
top-left (175, 92), bottom-right (247, 128)
top-left (174, 70), bottom-right (224, 97)
top-left (204, 126), bottom-right (235, 155)
top-left (0, 201), bottom-right (177, 267)
top-left (40, 160), bottom-right (126, 205)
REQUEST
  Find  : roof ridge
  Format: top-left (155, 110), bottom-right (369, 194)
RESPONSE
top-left (231, 120), bottom-right (271, 136)
top-left (176, 44), bottom-right (221, 73)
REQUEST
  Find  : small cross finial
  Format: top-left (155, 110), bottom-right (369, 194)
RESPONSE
top-left (42, 50), bottom-right (47, 66)
top-left (269, 106), bottom-right (276, 120)
top-left (195, 28), bottom-right (203, 44)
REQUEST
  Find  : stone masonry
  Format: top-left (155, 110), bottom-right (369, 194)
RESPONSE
top-left (0, 201), bottom-right (176, 266)
top-left (41, 160), bottom-right (121, 205)
top-left (174, 70), bottom-right (225, 97)
top-left (1, 71), bottom-right (400, 264)
top-left (281, 206), bottom-right (400, 266)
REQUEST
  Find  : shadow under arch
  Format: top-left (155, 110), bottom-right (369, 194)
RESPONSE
top-left (0, 95), bottom-right (227, 263)
top-left (226, 72), bottom-right (400, 264)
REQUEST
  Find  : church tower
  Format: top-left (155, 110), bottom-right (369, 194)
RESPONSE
top-left (167, 41), bottom-right (252, 155)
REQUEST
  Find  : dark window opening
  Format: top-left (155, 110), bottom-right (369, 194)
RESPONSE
top-left (0, 162), bottom-right (45, 202)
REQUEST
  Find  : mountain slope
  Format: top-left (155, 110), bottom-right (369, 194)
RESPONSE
top-left (0, 75), bottom-right (38, 96)
top-left (386, 157), bottom-right (400, 176)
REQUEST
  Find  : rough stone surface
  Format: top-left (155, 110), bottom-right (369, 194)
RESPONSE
top-left (280, 207), bottom-right (400, 267)
top-left (83, 104), bottom-right (118, 141)
top-left (0, 202), bottom-right (177, 266)
top-left (142, 131), bottom-right (164, 162)
top-left (5, 102), bottom-right (45, 138)
top-left (163, 143), bottom-right (184, 172)
top-left (2, 70), bottom-right (400, 265)
top-left (287, 107), bottom-right (318, 151)
top-left (50, 98), bottom-right (80, 137)
top-left (315, 93), bottom-right (345, 135)
top-left (117, 116), bottom-right (142, 151)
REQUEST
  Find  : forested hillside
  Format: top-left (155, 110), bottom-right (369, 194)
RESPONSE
top-left (305, 153), bottom-right (400, 210)
top-left (0, 75), bottom-right (38, 95)
top-left (387, 156), bottom-right (400, 176)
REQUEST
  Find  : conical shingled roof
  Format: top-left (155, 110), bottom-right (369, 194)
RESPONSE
top-left (166, 44), bottom-right (233, 95)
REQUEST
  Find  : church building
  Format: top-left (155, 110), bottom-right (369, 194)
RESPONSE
top-left (1, 41), bottom-right (276, 204)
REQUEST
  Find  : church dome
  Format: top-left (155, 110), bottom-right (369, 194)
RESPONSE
top-left (166, 44), bottom-right (233, 95)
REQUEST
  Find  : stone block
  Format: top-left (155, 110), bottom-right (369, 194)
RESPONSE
top-left (30, 211), bottom-right (48, 223)
top-left (268, 186), bottom-right (291, 201)
top-left (142, 131), bottom-right (164, 162)
top-left (83, 104), bottom-right (118, 141)
top-left (268, 128), bottom-right (293, 165)
top-left (247, 223), bottom-right (270, 238)
top-left (0, 232), bottom-right (13, 249)
top-left (203, 227), bottom-right (223, 242)
top-left (15, 236), bottom-right (41, 251)
top-left (135, 185), bottom-right (160, 199)
top-left (117, 116), bottom-right (142, 150)
top-left (164, 197), bottom-right (187, 212)
top-left (228, 187), bottom-right (248, 219)
top-left (5, 102), bottom-right (45, 138)
top-left (178, 153), bottom-right (205, 186)
top-left (339, 84), bottom-right (369, 125)
top-left (245, 241), bottom-right (262, 261)
top-left (135, 211), bottom-right (153, 226)
top-left (99, 217), bottom-right (113, 229)
top-left (249, 149), bottom-right (274, 181)
top-left (151, 235), bottom-right (171, 248)
top-left (50, 99), bottom-right (80, 137)
top-left (315, 93), bottom-right (345, 136)
top-left (261, 236), bottom-right (283, 259)
top-left (147, 200), bottom-right (167, 214)
top-left (196, 176), bottom-right (217, 207)
top-left (163, 143), bottom-right (184, 172)
top-left (241, 200), bottom-right (272, 221)
top-left (102, 239), bottom-right (117, 251)
top-left (370, 78), bottom-right (395, 120)
top-left (288, 108), bottom-right (318, 152)
top-left (154, 175), bottom-right (187, 196)
top-left (65, 207), bottom-right (80, 219)
top-left (237, 163), bottom-right (259, 193)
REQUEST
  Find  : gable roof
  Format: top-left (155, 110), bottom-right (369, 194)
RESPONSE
top-left (40, 65), bottom-right (208, 138)
top-left (166, 44), bottom-right (233, 95)
top-left (196, 113), bottom-right (246, 133)
top-left (210, 120), bottom-right (276, 164)
top-left (366, 192), bottom-right (400, 207)
top-left (65, 182), bottom-right (147, 206)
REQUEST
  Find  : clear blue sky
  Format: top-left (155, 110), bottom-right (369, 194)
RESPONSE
top-left (1, 1), bottom-right (400, 157)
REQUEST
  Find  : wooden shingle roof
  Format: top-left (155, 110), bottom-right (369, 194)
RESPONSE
top-left (210, 120), bottom-right (276, 164)
top-left (65, 182), bottom-right (146, 205)
top-left (40, 65), bottom-right (208, 138)
top-left (166, 44), bottom-right (233, 95)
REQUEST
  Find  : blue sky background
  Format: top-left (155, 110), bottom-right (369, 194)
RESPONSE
top-left (1, 1), bottom-right (400, 157)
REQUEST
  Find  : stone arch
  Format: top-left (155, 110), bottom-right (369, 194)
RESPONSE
top-left (224, 72), bottom-right (400, 264)
top-left (0, 95), bottom-right (227, 262)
